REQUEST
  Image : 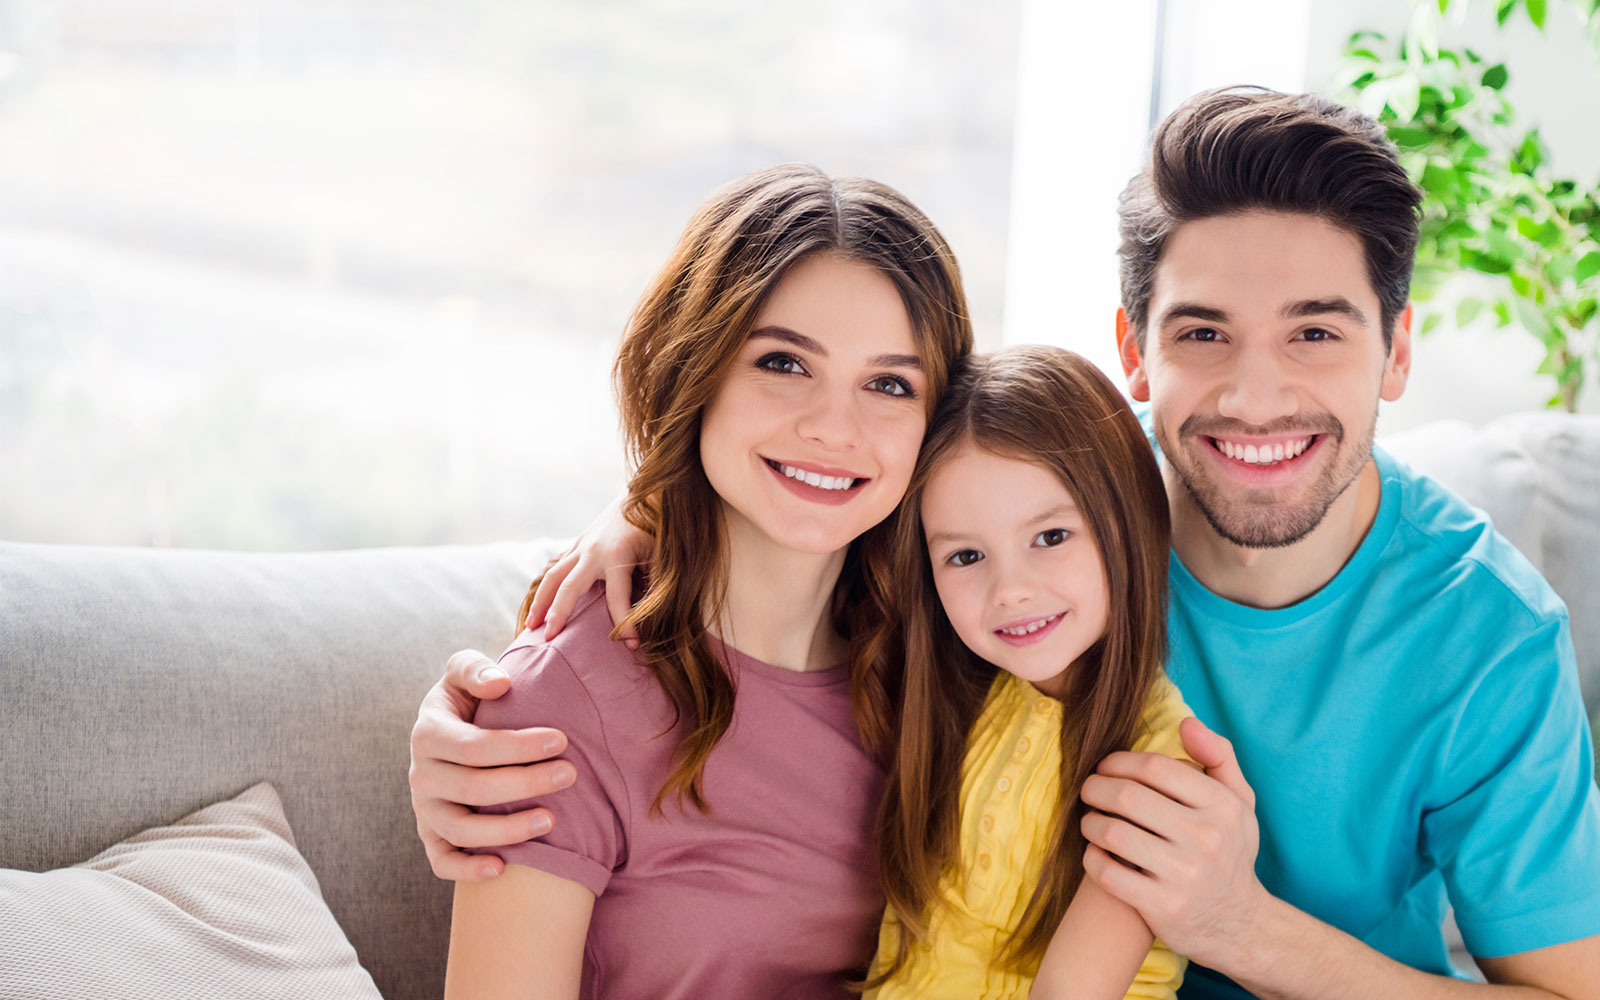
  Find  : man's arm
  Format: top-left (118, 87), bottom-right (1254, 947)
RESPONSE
top-left (1079, 718), bottom-right (1600, 1000)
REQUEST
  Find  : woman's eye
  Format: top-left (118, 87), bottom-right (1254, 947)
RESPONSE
top-left (1033, 528), bottom-right (1069, 547)
top-left (947, 549), bottom-right (983, 568)
top-left (757, 352), bottom-right (806, 375)
top-left (867, 375), bottom-right (914, 397)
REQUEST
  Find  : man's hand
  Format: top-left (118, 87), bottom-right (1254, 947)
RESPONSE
top-left (1079, 717), bottom-right (1271, 967)
top-left (525, 493), bottom-right (652, 644)
top-left (409, 650), bottom-right (576, 882)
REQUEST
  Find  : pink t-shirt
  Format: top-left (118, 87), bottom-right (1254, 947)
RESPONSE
top-left (468, 587), bottom-right (886, 999)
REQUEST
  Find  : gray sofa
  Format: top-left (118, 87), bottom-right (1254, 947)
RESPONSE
top-left (2, 414), bottom-right (1596, 999)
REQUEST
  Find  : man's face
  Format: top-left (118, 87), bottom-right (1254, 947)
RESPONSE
top-left (1121, 211), bottom-right (1411, 549)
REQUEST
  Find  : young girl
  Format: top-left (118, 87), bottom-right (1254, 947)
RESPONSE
top-left (866, 344), bottom-right (1193, 999)
top-left (442, 164), bottom-right (973, 1000)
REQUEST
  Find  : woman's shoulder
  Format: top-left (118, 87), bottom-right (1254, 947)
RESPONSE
top-left (482, 584), bottom-right (656, 730)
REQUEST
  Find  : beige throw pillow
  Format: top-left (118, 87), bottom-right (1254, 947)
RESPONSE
top-left (0, 782), bottom-right (383, 1000)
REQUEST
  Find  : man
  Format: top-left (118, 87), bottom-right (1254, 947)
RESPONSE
top-left (407, 89), bottom-right (1600, 997)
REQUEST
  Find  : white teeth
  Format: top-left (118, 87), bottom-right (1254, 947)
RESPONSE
top-left (1000, 613), bottom-right (1062, 636)
top-left (780, 464), bottom-right (856, 490)
top-left (1215, 437), bottom-right (1313, 465)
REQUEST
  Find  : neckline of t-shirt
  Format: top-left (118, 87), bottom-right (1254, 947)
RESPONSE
top-left (1168, 445), bottom-right (1404, 630)
top-left (707, 633), bottom-right (851, 688)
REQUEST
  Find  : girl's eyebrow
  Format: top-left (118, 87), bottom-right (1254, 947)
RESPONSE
top-left (1025, 503), bottom-right (1080, 526)
top-left (749, 325), bottom-right (922, 370)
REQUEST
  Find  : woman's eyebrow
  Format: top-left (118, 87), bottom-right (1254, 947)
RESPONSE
top-left (749, 325), bottom-right (921, 369)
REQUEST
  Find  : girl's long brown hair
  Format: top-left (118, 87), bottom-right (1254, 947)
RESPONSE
top-left (518, 163), bottom-right (973, 812)
top-left (869, 345), bottom-right (1172, 979)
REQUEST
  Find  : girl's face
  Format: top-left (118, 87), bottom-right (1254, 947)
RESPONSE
top-left (920, 443), bottom-right (1110, 697)
top-left (699, 253), bottom-right (928, 558)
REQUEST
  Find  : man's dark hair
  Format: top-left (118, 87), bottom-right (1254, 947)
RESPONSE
top-left (1118, 87), bottom-right (1423, 351)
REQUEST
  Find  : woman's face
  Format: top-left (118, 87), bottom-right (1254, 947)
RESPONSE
top-left (699, 253), bottom-right (928, 558)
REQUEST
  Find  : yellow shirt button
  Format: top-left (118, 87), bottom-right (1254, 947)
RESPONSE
top-left (1015, 737), bottom-right (1031, 754)
top-left (978, 852), bottom-right (991, 870)
top-left (980, 814), bottom-right (994, 832)
top-left (1034, 699), bottom-right (1052, 714)
top-left (996, 776), bottom-right (1012, 793)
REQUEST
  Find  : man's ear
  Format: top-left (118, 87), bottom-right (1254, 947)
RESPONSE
top-left (1116, 308), bottom-right (1151, 402)
top-left (1381, 304), bottom-right (1413, 402)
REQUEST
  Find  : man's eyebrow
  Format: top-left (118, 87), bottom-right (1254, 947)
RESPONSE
top-left (1158, 303), bottom-right (1230, 326)
top-left (749, 325), bottom-right (922, 369)
top-left (1282, 297), bottom-right (1368, 325)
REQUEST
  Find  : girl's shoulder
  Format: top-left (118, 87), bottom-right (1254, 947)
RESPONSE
top-left (1130, 672), bottom-right (1194, 760)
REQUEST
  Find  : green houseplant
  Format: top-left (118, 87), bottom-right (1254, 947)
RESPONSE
top-left (1333, 0), bottom-right (1600, 410)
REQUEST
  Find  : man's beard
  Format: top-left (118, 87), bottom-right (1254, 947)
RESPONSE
top-left (1155, 409), bottom-right (1376, 550)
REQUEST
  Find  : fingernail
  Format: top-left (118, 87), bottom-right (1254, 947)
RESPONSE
top-left (553, 764), bottom-right (576, 789)
top-left (530, 814), bottom-right (552, 836)
top-left (480, 865), bottom-right (499, 880)
top-left (543, 734), bottom-right (563, 755)
top-left (478, 667), bottom-right (508, 684)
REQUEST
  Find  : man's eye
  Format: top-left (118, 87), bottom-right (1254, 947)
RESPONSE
top-left (1299, 327), bottom-right (1336, 342)
top-left (867, 375), bottom-right (914, 397)
top-left (947, 549), bottom-right (983, 567)
top-left (1183, 327), bottom-right (1222, 343)
top-left (757, 353), bottom-right (806, 375)
top-left (1033, 528), bottom-right (1069, 547)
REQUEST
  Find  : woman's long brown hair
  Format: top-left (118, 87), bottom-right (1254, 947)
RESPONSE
top-left (518, 163), bottom-right (973, 813)
top-left (869, 345), bottom-right (1172, 979)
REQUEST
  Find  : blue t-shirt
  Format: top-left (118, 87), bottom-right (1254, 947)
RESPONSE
top-left (1161, 445), bottom-right (1600, 998)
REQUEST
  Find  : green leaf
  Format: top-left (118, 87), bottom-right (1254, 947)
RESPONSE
top-left (1456, 298), bottom-right (1484, 327)
top-left (1422, 312), bottom-right (1445, 335)
top-left (1496, 0), bottom-right (1517, 26)
top-left (1515, 132), bottom-right (1546, 173)
top-left (1514, 297), bottom-right (1558, 341)
top-left (1573, 296), bottom-right (1598, 326)
top-left (1438, 0), bottom-right (1449, 13)
top-left (1487, 224), bottom-right (1526, 262)
top-left (1389, 126), bottom-right (1437, 149)
top-left (1482, 63), bottom-right (1510, 89)
top-left (1527, 0), bottom-right (1547, 29)
top-left (1463, 249), bottom-right (1514, 274)
top-left (1388, 74), bottom-right (1423, 121)
top-left (1494, 299), bottom-right (1514, 326)
top-left (1576, 251), bottom-right (1600, 283)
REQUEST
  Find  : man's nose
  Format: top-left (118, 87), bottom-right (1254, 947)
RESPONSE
top-left (1216, 342), bottom-right (1298, 426)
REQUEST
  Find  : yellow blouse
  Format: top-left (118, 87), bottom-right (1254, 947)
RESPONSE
top-left (866, 672), bottom-right (1193, 1000)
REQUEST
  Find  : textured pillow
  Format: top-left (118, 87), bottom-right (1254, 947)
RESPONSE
top-left (0, 782), bottom-right (383, 1000)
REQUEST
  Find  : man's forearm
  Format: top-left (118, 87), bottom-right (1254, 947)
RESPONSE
top-left (1219, 896), bottom-right (1574, 1000)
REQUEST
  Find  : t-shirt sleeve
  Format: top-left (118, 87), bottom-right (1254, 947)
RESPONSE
top-left (1129, 673), bottom-right (1196, 763)
top-left (463, 639), bottom-right (629, 898)
top-left (1421, 612), bottom-right (1600, 957)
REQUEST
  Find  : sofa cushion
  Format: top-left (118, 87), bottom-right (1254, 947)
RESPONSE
top-left (0, 782), bottom-right (383, 999)
top-left (0, 539), bottom-right (566, 1000)
top-left (1381, 412), bottom-right (1600, 731)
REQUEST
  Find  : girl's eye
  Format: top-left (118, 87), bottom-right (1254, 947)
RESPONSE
top-left (1033, 528), bottom-right (1069, 547)
top-left (867, 375), bottom-right (915, 398)
top-left (947, 549), bottom-right (983, 568)
top-left (757, 352), bottom-right (807, 375)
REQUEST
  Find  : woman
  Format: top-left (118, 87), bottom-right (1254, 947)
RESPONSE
top-left (441, 163), bottom-right (972, 999)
